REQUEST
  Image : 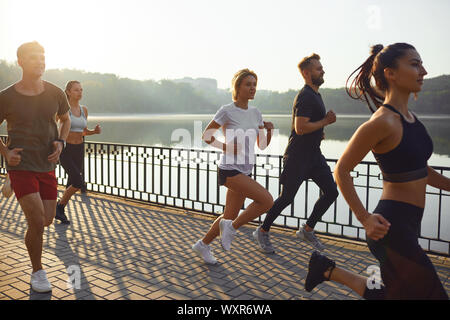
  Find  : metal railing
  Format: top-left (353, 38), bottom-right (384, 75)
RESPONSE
top-left (1, 137), bottom-right (449, 256)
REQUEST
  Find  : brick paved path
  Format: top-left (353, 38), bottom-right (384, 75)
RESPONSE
top-left (1, 186), bottom-right (449, 300)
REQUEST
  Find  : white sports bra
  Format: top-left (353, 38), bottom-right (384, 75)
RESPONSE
top-left (69, 106), bottom-right (87, 133)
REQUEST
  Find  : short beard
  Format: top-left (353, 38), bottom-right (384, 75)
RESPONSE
top-left (311, 75), bottom-right (324, 87)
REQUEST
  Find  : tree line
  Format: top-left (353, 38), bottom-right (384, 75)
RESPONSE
top-left (1, 60), bottom-right (449, 115)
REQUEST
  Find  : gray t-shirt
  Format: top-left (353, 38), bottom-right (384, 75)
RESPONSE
top-left (0, 81), bottom-right (70, 172)
top-left (213, 102), bottom-right (264, 175)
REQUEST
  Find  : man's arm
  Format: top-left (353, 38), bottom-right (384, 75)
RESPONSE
top-left (48, 111), bottom-right (71, 163)
top-left (58, 111), bottom-right (71, 141)
top-left (294, 110), bottom-right (336, 135)
top-left (0, 126), bottom-right (7, 156)
top-left (0, 117), bottom-right (23, 166)
top-left (0, 139), bottom-right (23, 167)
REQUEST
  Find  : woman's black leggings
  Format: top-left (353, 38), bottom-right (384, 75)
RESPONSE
top-left (364, 200), bottom-right (448, 300)
top-left (60, 143), bottom-right (85, 189)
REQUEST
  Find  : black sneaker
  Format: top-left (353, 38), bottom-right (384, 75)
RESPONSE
top-left (55, 203), bottom-right (70, 225)
top-left (305, 251), bottom-right (335, 292)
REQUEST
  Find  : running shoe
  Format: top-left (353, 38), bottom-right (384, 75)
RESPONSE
top-left (305, 251), bottom-right (336, 292)
top-left (192, 240), bottom-right (218, 265)
top-left (296, 223), bottom-right (325, 251)
top-left (252, 226), bottom-right (275, 254)
top-left (30, 269), bottom-right (52, 293)
top-left (55, 202), bottom-right (70, 225)
top-left (219, 219), bottom-right (236, 251)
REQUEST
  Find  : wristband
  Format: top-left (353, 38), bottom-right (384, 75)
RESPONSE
top-left (55, 139), bottom-right (66, 149)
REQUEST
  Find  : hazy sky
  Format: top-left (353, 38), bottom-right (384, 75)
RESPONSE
top-left (1, 0), bottom-right (449, 91)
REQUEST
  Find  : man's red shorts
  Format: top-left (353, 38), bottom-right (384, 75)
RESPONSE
top-left (8, 170), bottom-right (57, 200)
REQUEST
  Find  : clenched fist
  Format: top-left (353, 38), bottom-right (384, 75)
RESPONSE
top-left (325, 110), bottom-right (336, 125)
top-left (6, 148), bottom-right (23, 167)
top-left (362, 213), bottom-right (391, 241)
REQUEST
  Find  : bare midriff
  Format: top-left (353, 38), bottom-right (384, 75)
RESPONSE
top-left (66, 131), bottom-right (84, 145)
top-left (380, 177), bottom-right (427, 208)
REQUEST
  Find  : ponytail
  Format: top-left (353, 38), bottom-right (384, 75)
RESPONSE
top-left (346, 43), bottom-right (416, 113)
top-left (346, 44), bottom-right (384, 113)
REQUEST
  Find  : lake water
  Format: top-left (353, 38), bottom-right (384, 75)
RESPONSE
top-left (2, 113), bottom-right (449, 165)
top-left (81, 113), bottom-right (450, 254)
top-left (84, 113), bottom-right (450, 167)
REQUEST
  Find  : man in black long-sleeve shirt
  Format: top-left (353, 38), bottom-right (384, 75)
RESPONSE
top-left (253, 53), bottom-right (338, 253)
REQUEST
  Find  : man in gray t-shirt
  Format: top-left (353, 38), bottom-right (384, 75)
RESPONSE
top-left (0, 41), bottom-right (71, 293)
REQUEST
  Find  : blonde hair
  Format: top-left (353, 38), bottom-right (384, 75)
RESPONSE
top-left (231, 68), bottom-right (257, 101)
top-left (17, 41), bottom-right (44, 60)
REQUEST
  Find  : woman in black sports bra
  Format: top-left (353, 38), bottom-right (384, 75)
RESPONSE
top-left (303, 43), bottom-right (449, 299)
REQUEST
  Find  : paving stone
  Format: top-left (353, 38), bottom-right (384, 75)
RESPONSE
top-left (3, 287), bottom-right (28, 299)
top-left (0, 189), bottom-right (448, 300)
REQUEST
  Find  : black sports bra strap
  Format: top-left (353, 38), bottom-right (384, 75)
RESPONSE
top-left (382, 104), bottom-right (402, 115)
top-left (382, 104), bottom-right (408, 122)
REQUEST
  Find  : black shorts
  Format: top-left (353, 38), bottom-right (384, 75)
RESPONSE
top-left (280, 152), bottom-right (331, 185)
top-left (218, 168), bottom-right (252, 186)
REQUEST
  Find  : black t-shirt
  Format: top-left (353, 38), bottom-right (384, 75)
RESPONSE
top-left (283, 85), bottom-right (326, 158)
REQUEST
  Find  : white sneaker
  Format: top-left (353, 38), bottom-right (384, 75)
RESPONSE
top-left (30, 269), bottom-right (52, 293)
top-left (219, 219), bottom-right (236, 251)
top-left (192, 240), bottom-right (218, 264)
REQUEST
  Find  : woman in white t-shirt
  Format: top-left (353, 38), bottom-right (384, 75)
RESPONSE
top-left (192, 69), bottom-right (275, 264)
